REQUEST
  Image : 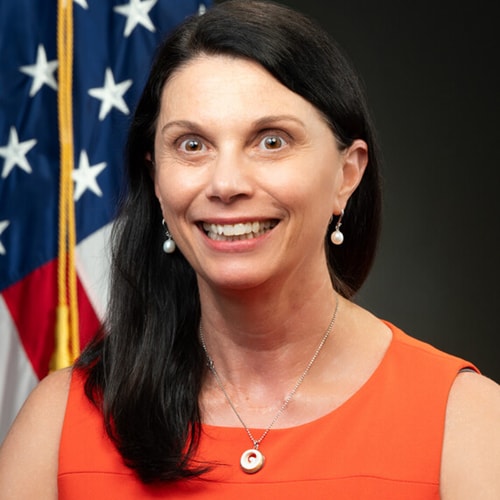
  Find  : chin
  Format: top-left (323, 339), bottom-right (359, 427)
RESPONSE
top-left (200, 269), bottom-right (272, 294)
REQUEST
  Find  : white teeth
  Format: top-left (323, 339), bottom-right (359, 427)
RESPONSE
top-left (202, 220), bottom-right (277, 240)
top-left (233, 223), bottom-right (251, 236)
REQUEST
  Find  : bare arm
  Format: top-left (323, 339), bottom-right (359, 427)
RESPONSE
top-left (0, 368), bottom-right (71, 499)
top-left (441, 371), bottom-right (500, 499)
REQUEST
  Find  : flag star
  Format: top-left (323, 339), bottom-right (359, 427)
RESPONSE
top-left (88, 68), bottom-right (133, 121)
top-left (72, 151), bottom-right (107, 201)
top-left (0, 127), bottom-right (37, 179)
top-left (114, 0), bottom-right (158, 38)
top-left (74, 0), bottom-right (89, 8)
top-left (0, 220), bottom-right (10, 255)
top-left (19, 44), bottom-right (58, 97)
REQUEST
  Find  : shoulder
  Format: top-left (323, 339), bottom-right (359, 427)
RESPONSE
top-left (382, 322), bottom-right (477, 386)
top-left (441, 370), bottom-right (500, 499)
top-left (0, 367), bottom-right (72, 499)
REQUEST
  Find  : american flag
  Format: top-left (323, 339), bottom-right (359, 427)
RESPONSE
top-left (0, 0), bottom-right (211, 443)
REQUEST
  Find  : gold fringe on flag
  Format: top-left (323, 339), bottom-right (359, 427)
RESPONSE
top-left (51, 0), bottom-right (79, 371)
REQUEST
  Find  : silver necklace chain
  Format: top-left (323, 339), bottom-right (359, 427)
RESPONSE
top-left (199, 294), bottom-right (339, 450)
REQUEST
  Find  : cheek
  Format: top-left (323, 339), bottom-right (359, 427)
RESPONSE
top-left (154, 167), bottom-right (201, 217)
top-left (313, 158), bottom-right (340, 203)
top-left (272, 164), bottom-right (336, 208)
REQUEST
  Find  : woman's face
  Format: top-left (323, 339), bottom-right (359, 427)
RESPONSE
top-left (153, 55), bottom-right (367, 292)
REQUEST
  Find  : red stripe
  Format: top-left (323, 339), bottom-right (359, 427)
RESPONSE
top-left (2, 259), bottom-right (101, 380)
top-left (76, 277), bottom-right (102, 351)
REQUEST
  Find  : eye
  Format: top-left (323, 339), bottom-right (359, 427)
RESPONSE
top-left (259, 134), bottom-right (288, 151)
top-left (178, 137), bottom-right (206, 153)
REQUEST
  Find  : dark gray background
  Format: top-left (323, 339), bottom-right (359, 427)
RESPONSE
top-left (215, 0), bottom-right (500, 382)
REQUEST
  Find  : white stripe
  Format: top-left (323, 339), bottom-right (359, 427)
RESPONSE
top-left (75, 222), bottom-right (112, 321)
top-left (0, 295), bottom-right (38, 445)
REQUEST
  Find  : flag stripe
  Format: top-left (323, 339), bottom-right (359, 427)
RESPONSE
top-left (75, 222), bottom-right (113, 322)
top-left (2, 261), bottom-right (59, 379)
top-left (0, 296), bottom-right (38, 443)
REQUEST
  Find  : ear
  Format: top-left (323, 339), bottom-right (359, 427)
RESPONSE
top-left (333, 139), bottom-right (368, 214)
top-left (145, 151), bottom-right (155, 177)
top-left (147, 152), bottom-right (163, 209)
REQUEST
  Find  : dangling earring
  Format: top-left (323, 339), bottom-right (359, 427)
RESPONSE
top-left (162, 219), bottom-right (176, 254)
top-left (330, 210), bottom-right (344, 245)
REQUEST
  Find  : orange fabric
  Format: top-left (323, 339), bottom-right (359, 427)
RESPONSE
top-left (58, 322), bottom-right (477, 499)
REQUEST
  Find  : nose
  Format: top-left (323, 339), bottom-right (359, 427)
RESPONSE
top-left (205, 148), bottom-right (253, 204)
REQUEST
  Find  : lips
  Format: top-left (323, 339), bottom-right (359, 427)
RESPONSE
top-left (202, 220), bottom-right (278, 241)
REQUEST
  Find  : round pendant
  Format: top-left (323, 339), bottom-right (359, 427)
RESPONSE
top-left (240, 448), bottom-right (265, 474)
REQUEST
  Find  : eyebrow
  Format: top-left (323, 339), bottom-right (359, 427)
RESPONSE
top-left (252, 115), bottom-right (306, 129)
top-left (160, 120), bottom-right (199, 135)
top-left (160, 115), bottom-right (306, 135)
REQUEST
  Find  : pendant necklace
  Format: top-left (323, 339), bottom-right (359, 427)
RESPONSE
top-left (199, 294), bottom-right (339, 474)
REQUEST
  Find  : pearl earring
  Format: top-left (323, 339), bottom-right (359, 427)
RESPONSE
top-left (330, 210), bottom-right (344, 245)
top-left (162, 219), bottom-right (176, 254)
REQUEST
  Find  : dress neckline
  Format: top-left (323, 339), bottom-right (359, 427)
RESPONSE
top-left (202, 319), bottom-right (397, 433)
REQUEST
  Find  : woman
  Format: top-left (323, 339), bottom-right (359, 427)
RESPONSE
top-left (0, 1), bottom-right (499, 498)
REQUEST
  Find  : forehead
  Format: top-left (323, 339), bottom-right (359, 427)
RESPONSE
top-left (164, 54), bottom-right (280, 94)
top-left (159, 55), bottom-right (325, 124)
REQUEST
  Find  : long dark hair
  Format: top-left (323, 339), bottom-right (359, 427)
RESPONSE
top-left (76, 0), bottom-right (382, 484)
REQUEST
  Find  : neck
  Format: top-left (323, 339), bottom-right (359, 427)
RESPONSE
top-left (197, 271), bottom-right (340, 395)
top-left (199, 270), bottom-right (337, 344)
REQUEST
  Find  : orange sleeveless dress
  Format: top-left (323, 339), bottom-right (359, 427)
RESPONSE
top-left (58, 322), bottom-right (477, 499)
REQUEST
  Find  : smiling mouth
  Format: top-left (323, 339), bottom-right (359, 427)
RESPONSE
top-left (202, 220), bottom-right (278, 241)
